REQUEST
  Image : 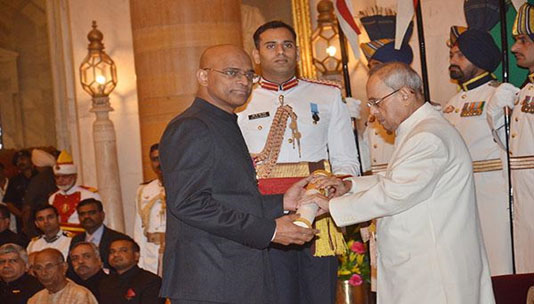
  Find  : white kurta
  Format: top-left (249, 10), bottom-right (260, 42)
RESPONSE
top-left (330, 103), bottom-right (494, 304)
top-left (133, 179), bottom-right (166, 275)
top-left (487, 79), bottom-right (534, 273)
top-left (443, 80), bottom-right (512, 275)
top-left (237, 78), bottom-right (360, 176)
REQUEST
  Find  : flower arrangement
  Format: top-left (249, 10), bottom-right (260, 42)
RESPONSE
top-left (337, 224), bottom-right (371, 286)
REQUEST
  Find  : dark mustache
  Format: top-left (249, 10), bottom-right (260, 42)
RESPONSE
top-left (449, 65), bottom-right (461, 70)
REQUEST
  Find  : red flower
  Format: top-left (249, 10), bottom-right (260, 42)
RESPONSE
top-left (124, 288), bottom-right (136, 300)
top-left (350, 241), bottom-right (366, 254)
top-left (349, 274), bottom-right (363, 286)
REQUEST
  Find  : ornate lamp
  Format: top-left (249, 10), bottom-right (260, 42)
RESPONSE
top-left (311, 0), bottom-right (343, 81)
top-left (79, 21), bottom-right (125, 232)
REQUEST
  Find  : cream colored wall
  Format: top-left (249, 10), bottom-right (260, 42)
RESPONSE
top-left (47, 0), bottom-right (142, 235)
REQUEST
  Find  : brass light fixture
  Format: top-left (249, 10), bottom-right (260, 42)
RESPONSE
top-left (311, 0), bottom-right (342, 80)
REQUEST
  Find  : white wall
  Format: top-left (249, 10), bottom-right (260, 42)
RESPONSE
top-left (49, 0), bottom-right (142, 236)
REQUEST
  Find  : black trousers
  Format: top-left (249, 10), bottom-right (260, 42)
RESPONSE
top-left (269, 242), bottom-right (338, 304)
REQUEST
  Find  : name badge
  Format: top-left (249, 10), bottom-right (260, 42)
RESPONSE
top-left (248, 112), bottom-right (270, 120)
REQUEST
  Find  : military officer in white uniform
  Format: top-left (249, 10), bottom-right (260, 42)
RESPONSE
top-left (237, 21), bottom-right (359, 304)
top-left (134, 143), bottom-right (166, 275)
top-left (444, 27), bottom-right (513, 275)
top-left (486, 2), bottom-right (534, 274)
top-left (27, 205), bottom-right (71, 259)
top-left (48, 150), bottom-right (100, 234)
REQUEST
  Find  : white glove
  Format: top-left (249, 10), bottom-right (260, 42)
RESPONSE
top-left (345, 97), bottom-right (361, 119)
top-left (491, 83), bottom-right (520, 109)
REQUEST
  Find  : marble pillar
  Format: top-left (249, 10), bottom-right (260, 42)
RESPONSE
top-left (130, 0), bottom-right (243, 180)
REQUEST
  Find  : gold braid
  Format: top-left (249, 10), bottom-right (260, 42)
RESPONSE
top-left (253, 102), bottom-right (299, 178)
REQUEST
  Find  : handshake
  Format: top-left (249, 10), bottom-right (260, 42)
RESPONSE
top-left (272, 172), bottom-right (352, 246)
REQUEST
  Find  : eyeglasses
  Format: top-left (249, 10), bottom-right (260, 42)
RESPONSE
top-left (33, 262), bottom-right (63, 272)
top-left (367, 89), bottom-right (401, 108)
top-left (204, 68), bottom-right (257, 82)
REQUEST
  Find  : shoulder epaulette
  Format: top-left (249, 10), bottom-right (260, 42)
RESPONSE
top-left (63, 231), bottom-right (74, 237)
top-left (299, 78), bottom-right (342, 89)
top-left (79, 185), bottom-right (98, 193)
top-left (140, 179), bottom-right (155, 185)
top-left (489, 80), bottom-right (502, 87)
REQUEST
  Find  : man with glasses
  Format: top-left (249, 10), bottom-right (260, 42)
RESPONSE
top-left (28, 248), bottom-right (97, 303)
top-left (0, 243), bottom-right (42, 304)
top-left (237, 21), bottom-right (359, 304)
top-left (159, 44), bottom-right (317, 303)
top-left (134, 143), bottom-right (166, 275)
top-left (301, 62), bottom-right (494, 304)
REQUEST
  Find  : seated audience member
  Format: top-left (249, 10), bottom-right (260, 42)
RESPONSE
top-left (0, 243), bottom-right (43, 304)
top-left (0, 205), bottom-right (27, 247)
top-left (28, 248), bottom-right (97, 304)
top-left (69, 241), bottom-right (107, 302)
top-left (69, 198), bottom-right (128, 270)
top-left (27, 205), bottom-right (72, 259)
top-left (27, 252), bottom-right (37, 277)
top-left (100, 237), bottom-right (164, 304)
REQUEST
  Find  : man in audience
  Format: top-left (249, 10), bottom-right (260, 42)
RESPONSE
top-left (3, 150), bottom-right (37, 233)
top-left (28, 248), bottom-right (97, 303)
top-left (48, 150), bottom-right (101, 234)
top-left (69, 198), bottom-right (128, 269)
top-left (100, 237), bottom-right (164, 304)
top-left (0, 243), bottom-right (42, 304)
top-left (69, 242), bottom-right (107, 302)
top-left (27, 205), bottom-right (72, 259)
top-left (0, 205), bottom-right (27, 247)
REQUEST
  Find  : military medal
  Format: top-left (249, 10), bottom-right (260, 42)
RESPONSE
top-left (521, 96), bottom-right (534, 113)
top-left (310, 103), bottom-right (320, 124)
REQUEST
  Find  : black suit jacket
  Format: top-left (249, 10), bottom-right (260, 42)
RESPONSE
top-left (159, 98), bottom-right (284, 303)
top-left (70, 225), bottom-right (128, 269)
top-left (99, 265), bottom-right (164, 304)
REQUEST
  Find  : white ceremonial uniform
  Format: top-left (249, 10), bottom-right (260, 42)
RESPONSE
top-left (330, 103), bottom-right (495, 304)
top-left (362, 120), bottom-right (395, 174)
top-left (27, 229), bottom-right (72, 259)
top-left (134, 179), bottom-right (166, 275)
top-left (48, 185), bottom-right (101, 224)
top-left (487, 75), bottom-right (534, 273)
top-left (237, 77), bottom-right (360, 176)
top-left (443, 75), bottom-right (512, 275)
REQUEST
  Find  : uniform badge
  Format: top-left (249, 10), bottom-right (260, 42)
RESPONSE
top-left (310, 103), bottom-right (320, 124)
top-left (521, 96), bottom-right (534, 114)
top-left (460, 101), bottom-right (485, 117)
top-left (443, 105), bottom-right (455, 113)
top-left (248, 112), bottom-right (270, 120)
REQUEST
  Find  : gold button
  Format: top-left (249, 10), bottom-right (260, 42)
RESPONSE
top-left (373, 144), bottom-right (377, 149)
top-left (455, 109), bottom-right (459, 113)
top-left (461, 95), bottom-right (466, 99)
top-left (288, 138), bottom-right (293, 143)
top-left (515, 117), bottom-right (518, 122)
top-left (257, 125), bottom-right (262, 130)
top-left (373, 158), bottom-right (377, 163)
top-left (511, 133), bottom-right (516, 138)
top-left (374, 132), bottom-right (378, 135)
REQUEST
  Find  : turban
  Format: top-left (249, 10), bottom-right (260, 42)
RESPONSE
top-left (53, 150), bottom-right (77, 175)
top-left (513, 3), bottom-right (534, 41)
top-left (456, 29), bottom-right (501, 72)
top-left (31, 149), bottom-right (56, 167)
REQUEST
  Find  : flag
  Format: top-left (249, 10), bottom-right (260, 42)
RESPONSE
top-left (395, 0), bottom-right (418, 49)
top-left (334, 0), bottom-right (361, 58)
